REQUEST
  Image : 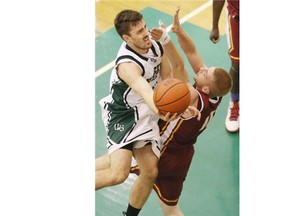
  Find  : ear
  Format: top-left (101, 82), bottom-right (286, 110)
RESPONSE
top-left (201, 86), bottom-right (210, 95)
top-left (122, 35), bottom-right (130, 43)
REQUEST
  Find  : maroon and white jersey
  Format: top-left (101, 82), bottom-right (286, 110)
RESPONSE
top-left (153, 87), bottom-right (222, 205)
top-left (159, 88), bottom-right (222, 153)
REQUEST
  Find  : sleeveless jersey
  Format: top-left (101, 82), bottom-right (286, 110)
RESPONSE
top-left (99, 40), bottom-right (164, 155)
top-left (159, 88), bottom-right (222, 152)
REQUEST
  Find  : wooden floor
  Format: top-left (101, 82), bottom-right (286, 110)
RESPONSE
top-left (95, 1), bottom-right (239, 215)
top-left (95, 0), bottom-right (226, 36)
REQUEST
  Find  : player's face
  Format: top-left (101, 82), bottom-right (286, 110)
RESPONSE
top-left (127, 19), bottom-right (152, 53)
top-left (193, 67), bottom-right (215, 88)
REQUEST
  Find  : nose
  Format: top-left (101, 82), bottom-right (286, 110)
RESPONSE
top-left (198, 69), bottom-right (204, 74)
top-left (144, 29), bottom-right (149, 36)
top-left (199, 67), bottom-right (207, 73)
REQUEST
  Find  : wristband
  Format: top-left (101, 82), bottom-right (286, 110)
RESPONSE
top-left (158, 20), bottom-right (170, 45)
top-left (158, 29), bottom-right (170, 45)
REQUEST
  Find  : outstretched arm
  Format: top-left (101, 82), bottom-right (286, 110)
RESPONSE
top-left (150, 26), bottom-right (189, 83)
top-left (150, 18), bottom-right (201, 120)
top-left (210, 0), bottom-right (226, 43)
top-left (171, 6), bottom-right (205, 74)
top-left (118, 63), bottom-right (177, 121)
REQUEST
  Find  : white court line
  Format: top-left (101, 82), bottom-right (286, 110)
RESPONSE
top-left (95, 0), bottom-right (212, 78)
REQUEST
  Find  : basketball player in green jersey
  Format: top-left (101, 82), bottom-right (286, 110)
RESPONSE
top-left (95, 9), bottom-right (200, 216)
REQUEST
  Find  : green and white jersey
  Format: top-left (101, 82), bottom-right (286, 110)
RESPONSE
top-left (99, 40), bottom-right (164, 157)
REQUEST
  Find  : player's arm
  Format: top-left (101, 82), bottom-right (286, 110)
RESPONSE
top-left (159, 53), bottom-right (173, 80)
top-left (210, 0), bottom-right (225, 43)
top-left (150, 27), bottom-right (200, 118)
top-left (118, 62), bottom-right (176, 121)
top-left (163, 38), bottom-right (190, 83)
top-left (150, 27), bottom-right (189, 82)
top-left (171, 6), bottom-right (205, 74)
top-left (118, 62), bottom-right (158, 114)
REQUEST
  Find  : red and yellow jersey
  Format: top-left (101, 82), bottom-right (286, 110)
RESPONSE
top-left (159, 88), bottom-right (222, 154)
top-left (152, 87), bottom-right (222, 205)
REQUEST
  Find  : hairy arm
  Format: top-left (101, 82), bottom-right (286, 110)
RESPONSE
top-left (117, 61), bottom-right (178, 121)
top-left (150, 21), bottom-right (200, 117)
top-left (151, 28), bottom-right (189, 83)
top-left (171, 6), bottom-right (205, 74)
top-left (159, 53), bottom-right (173, 80)
top-left (210, 0), bottom-right (226, 43)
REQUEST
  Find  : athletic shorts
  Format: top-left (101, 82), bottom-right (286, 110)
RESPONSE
top-left (100, 97), bottom-right (162, 158)
top-left (154, 145), bottom-right (195, 206)
top-left (226, 9), bottom-right (239, 64)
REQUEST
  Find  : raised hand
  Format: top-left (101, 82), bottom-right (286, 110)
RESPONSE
top-left (150, 20), bottom-right (170, 45)
top-left (171, 6), bottom-right (181, 33)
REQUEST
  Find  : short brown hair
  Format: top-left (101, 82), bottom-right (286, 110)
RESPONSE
top-left (210, 67), bottom-right (232, 97)
top-left (114, 10), bottom-right (143, 37)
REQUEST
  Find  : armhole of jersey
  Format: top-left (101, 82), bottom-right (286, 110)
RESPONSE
top-left (154, 41), bottom-right (164, 57)
top-left (115, 55), bottom-right (146, 81)
top-left (209, 96), bottom-right (220, 104)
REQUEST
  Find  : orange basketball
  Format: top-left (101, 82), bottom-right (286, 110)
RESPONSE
top-left (153, 78), bottom-right (191, 116)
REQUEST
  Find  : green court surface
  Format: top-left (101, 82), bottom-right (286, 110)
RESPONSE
top-left (95, 7), bottom-right (239, 216)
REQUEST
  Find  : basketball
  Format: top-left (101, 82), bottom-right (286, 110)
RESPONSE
top-left (153, 78), bottom-right (191, 116)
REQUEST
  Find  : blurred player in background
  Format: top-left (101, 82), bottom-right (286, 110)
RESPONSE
top-left (210, 0), bottom-right (239, 133)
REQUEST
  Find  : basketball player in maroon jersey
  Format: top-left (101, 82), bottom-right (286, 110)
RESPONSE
top-left (131, 6), bottom-right (232, 215)
top-left (210, 0), bottom-right (240, 133)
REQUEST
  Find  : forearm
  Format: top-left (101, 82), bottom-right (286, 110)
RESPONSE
top-left (159, 54), bottom-right (173, 80)
top-left (163, 41), bottom-right (185, 75)
top-left (174, 28), bottom-right (204, 73)
top-left (175, 28), bottom-right (197, 57)
top-left (118, 63), bottom-right (159, 114)
top-left (212, 0), bottom-right (225, 29)
top-left (130, 76), bottom-right (158, 114)
top-left (142, 90), bottom-right (158, 114)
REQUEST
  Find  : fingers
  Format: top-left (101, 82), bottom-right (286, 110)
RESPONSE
top-left (150, 28), bottom-right (164, 41)
top-left (159, 112), bottom-right (171, 121)
top-left (171, 112), bottom-right (179, 120)
top-left (171, 6), bottom-right (181, 33)
top-left (210, 30), bottom-right (220, 43)
top-left (165, 112), bottom-right (178, 121)
top-left (211, 37), bottom-right (220, 43)
top-left (175, 5), bottom-right (180, 15)
top-left (159, 112), bottom-right (180, 122)
top-left (174, 5), bottom-right (180, 19)
top-left (187, 105), bottom-right (201, 121)
top-left (164, 112), bottom-right (170, 119)
top-left (196, 110), bottom-right (201, 121)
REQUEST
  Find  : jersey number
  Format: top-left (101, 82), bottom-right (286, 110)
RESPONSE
top-left (199, 111), bottom-right (216, 132)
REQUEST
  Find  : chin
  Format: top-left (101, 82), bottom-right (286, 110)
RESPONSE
top-left (193, 76), bottom-right (197, 83)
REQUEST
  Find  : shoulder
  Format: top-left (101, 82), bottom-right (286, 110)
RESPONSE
top-left (150, 40), bottom-right (164, 57)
